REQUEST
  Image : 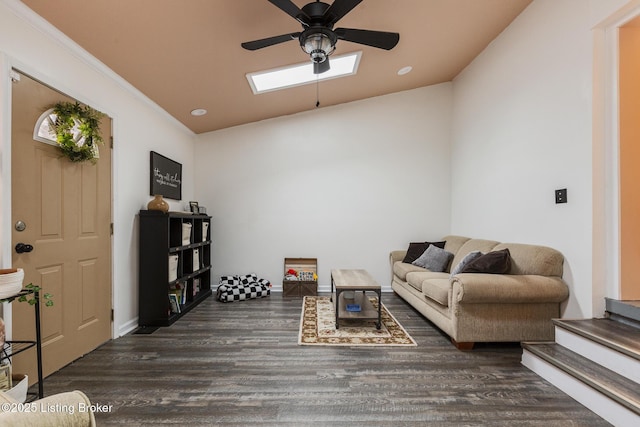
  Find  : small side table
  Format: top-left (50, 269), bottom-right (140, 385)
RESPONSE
top-left (0, 289), bottom-right (44, 401)
top-left (330, 269), bottom-right (381, 330)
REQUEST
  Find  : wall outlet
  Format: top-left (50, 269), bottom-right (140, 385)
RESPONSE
top-left (555, 188), bottom-right (567, 204)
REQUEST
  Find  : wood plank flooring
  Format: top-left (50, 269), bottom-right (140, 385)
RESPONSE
top-left (38, 293), bottom-right (610, 426)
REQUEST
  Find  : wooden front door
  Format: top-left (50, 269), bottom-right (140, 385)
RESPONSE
top-left (10, 71), bottom-right (112, 381)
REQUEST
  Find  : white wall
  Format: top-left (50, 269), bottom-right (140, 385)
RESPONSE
top-left (2, 0), bottom-right (631, 334)
top-left (0, 0), bottom-right (196, 336)
top-left (450, 0), bottom-right (629, 318)
top-left (195, 84), bottom-right (453, 291)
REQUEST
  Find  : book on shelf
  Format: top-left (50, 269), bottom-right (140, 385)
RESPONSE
top-left (168, 294), bottom-right (181, 314)
top-left (170, 282), bottom-right (186, 305)
top-left (346, 304), bottom-right (361, 312)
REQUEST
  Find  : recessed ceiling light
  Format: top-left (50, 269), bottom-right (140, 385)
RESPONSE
top-left (190, 108), bottom-right (207, 116)
top-left (246, 51), bottom-right (362, 95)
top-left (397, 66), bottom-right (413, 76)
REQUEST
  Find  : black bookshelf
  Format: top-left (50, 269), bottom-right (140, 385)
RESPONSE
top-left (138, 210), bottom-right (212, 327)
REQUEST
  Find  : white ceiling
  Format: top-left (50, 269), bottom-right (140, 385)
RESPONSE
top-left (21, 0), bottom-right (532, 134)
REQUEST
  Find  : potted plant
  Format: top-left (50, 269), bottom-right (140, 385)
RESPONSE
top-left (0, 268), bottom-right (24, 300)
top-left (17, 283), bottom-right (54, 307)
top-left (0, 281), bottom-right (53, 403)
top-left (0, 278), bottom-right (53, 348)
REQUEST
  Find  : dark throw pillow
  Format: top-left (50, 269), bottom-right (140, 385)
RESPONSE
top-left (450, 250), bottom-right (483, 276)
top-left (460, 248), bottom-right (512, 274)
top-left (411, 244), bottom-right (454, 272)
top-left (402, 241), bottom-right (446, 264)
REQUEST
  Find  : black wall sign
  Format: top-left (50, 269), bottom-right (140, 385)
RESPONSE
top-left (150, 151), bottom-right (182, 200)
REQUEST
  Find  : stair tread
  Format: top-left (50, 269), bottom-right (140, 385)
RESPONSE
top-left (553, 318), bottom-right (640, 360)
top-left (523, 342), bottom-right (640, 414)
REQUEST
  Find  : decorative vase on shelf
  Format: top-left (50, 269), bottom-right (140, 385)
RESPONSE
top-left (147, 195), bottom-right (169, 213)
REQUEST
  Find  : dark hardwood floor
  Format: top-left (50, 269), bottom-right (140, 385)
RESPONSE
top-left (38, 293), bottom-right (610, 426)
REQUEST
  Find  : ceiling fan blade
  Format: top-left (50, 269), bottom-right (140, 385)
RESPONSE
top-left (323, 0), bottom-right (363, 26)
top-left (314, 59), bottom-right (331, 74)
top-left (241, 32), bottom-right (300, 51)
top-left (334, 28), bottom-right (399, 50)
top-left (268, 0), bottom-right (310, 25)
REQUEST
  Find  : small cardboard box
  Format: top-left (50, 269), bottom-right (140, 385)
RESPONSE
top-left (283, 257), bottom-right (317, 298)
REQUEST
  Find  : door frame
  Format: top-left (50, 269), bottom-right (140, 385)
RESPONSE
top-left (0, 55), bottom-right (116, 340)
top-left (593, 0), bottom-right (640, 315)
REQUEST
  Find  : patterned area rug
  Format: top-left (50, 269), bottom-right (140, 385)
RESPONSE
top-left (298, 296), bottom-right (417, 346)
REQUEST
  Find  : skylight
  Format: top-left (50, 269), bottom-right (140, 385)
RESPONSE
top-left (246, 51), bottom-right (362, 95)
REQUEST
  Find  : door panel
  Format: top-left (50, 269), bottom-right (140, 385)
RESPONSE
top-left (37, 265), bottom-right (64, 342)
top-left (10, 71), bottom-right (112, 381)
top-left (40, 153), bottom-right (63, 236)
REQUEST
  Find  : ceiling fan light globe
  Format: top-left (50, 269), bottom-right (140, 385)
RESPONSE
top-left (300, 30), bottom-right (336, 57)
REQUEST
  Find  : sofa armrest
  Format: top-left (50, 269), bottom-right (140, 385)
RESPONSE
top-left (452, 274), bottom-right (569, 304)
top-left (0, 390), bottom-right (97, 427)
top-left (390, 250), bottom-right (406, 266)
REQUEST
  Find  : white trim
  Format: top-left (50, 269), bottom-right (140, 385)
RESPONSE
top-left (118, 317), bottom-right (139, 337)
top-left (110, 118), bottom-right (118, 339)
top-left (0, 52), bottom-right (11, 271)
top-left (0, 0), bottom-right (193, 137)
top-left (522, 350), bottom-right (640, 427)
top-left (604, 23), bottom-right (621, 304)
top-left (0, 53), bottom-right (13, 336)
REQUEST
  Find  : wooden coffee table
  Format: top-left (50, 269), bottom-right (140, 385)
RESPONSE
top-left (330, 269), bottom-right (382, 329)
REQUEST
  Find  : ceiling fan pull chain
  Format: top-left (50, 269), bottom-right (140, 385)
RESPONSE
top-left (315, 77), bottom-right (320, 108)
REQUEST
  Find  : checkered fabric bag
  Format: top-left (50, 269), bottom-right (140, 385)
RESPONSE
top-left (256, 278), bottom-right (271, 288)
top-left (219, 275), bottom-right (239, 287)
top-left (239, 273), bottom-right (258, 286)
top-left (217, 274), bottom-right (271, 303)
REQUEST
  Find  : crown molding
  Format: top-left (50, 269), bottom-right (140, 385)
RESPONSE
top-left (1, 0), bottom-right (194, 136)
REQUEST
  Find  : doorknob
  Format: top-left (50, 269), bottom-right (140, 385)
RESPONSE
top-left (15, 243), bottom-right (34, 253)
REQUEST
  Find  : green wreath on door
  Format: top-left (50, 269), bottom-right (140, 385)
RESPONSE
top-left (51, 101), bottom-right (104, 163)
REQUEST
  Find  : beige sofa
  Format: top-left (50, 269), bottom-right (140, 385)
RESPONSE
top-left (390, 235), bottom-right (569, 350)
top-left (0, 390), bottom-right (96, 426)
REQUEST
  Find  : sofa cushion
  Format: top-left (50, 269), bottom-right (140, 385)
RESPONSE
top-left (461, 248), bottom-right (511, 274)
top-left (405, 271), bottom-right (449, 293)
top-left (412, 245), bottom-right (454, 272)
top-left (450, 251), bottom-right (482, 276)
top-left (393, 262), bottom-right (427, 281)
top-left (441, 235), bottom-right (471, 257)
top-left (493, 243), bottom-right (563, 276)
top-left (421, 278), bottom-right (451, 307)
top-left (402, 241), bottom-right (445, 264)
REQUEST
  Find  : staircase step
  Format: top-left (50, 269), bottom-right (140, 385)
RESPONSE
top-left (553, 318), bottom-right (640, 361)
top-left (522, 342), bottom-right (640, 416)
top-left (606, 298), bottom-right (640, 324)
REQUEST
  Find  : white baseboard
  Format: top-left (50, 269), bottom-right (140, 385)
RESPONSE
top-left (118, 318), bottom-right (139, 337)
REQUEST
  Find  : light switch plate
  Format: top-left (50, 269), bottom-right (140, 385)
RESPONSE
top-left (555, 188), bottom-right (567, 204)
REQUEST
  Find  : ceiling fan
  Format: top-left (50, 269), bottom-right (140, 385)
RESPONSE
top-left (241, 0), bottom-right (400, 74)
